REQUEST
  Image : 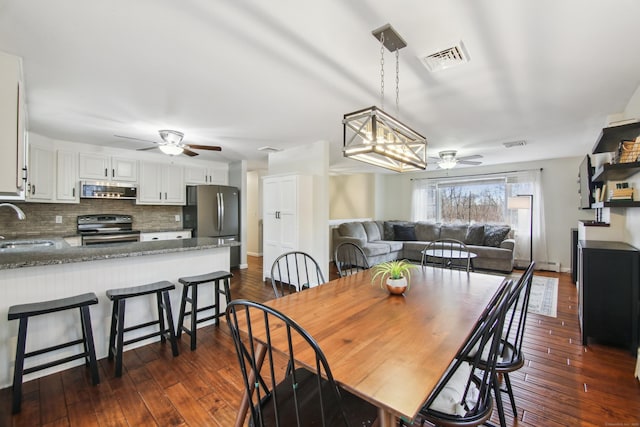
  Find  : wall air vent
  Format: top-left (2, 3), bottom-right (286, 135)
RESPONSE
top-left (503, 140), bottom-right (527, 148)
top-left (420, 41), bottom-right (470, 72)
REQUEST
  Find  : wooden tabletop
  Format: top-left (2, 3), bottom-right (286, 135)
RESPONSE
top-left (261, 266), bottom-right (504, 424)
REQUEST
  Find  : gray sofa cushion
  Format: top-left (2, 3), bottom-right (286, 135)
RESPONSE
top-left (362, 242), bottom-right (391, 257)
top-left (415, 222), bottom-right (441, 241)
top-left (363, 221), bottom-right (382, 242)
top-left (440, 224), bottom-right (468, 242)
top-left (383, 221), bottom-right (412, 240)
top-left (339, 222), bottom-right (367, 241)
top-left (483, 225), bottom-right (511, 247)
top-left (394, 224), bottom-right (417, 241)
top-left (465, 224), bottom-right (485, 245)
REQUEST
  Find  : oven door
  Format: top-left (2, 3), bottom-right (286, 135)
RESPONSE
top-left (82, 233), bottom-right (140, 246)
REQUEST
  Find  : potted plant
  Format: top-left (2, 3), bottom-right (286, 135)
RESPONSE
top-left (371, 260), bottom-right (416, 295)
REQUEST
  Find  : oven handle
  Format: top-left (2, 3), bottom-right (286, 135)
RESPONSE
top-left (82, 234), bottom-right (140, 245)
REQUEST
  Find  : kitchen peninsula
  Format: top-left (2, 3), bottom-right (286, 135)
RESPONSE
top-left (0, 237), bottom-right (240, 388)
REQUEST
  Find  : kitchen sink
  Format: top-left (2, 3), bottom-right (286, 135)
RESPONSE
top-left (0, 239), bottom-right (56, 249)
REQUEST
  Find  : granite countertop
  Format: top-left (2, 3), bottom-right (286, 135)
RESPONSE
top-left (0, 237), bottom-right (240, 270)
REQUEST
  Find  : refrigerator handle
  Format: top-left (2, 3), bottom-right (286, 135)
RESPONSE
top-left (219, 192), bottom-right (225, 233)
top-left (216, 192), bottom-right (222, 234)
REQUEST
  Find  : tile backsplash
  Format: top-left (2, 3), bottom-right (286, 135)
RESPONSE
top-left (0, 200), bottom-right (183, 238)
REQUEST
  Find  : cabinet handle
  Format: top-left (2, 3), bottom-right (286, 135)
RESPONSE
top-left (152, 237), bottom-right (159, 240)
top-left (27, 183), bottom-right (31, 194)
top-left (72, 187), bottom-right (75, 197)
top-left (112, 169), bottom-right (115, 178)
top-left (32, 184), bottom-right (35, 195)
top-left (159, 192), bottom-right (162, 200)
top-left (104, 168), bottom-right (108, 177)
top-left (176, 235), bottom-right (183, 239)
top-left (164, 192), bottom-right (167, 199)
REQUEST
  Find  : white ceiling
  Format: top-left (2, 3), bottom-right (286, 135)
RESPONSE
top-left (1, 0), bottom-right (640, 173)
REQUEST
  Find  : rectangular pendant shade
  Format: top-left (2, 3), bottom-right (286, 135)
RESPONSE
top-left (343, 106), bottom-right (427, 172)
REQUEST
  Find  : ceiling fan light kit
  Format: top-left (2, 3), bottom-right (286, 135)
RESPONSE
top-left (158, 144), bottom-right (184, 156)
top-left (343, 24), bottom-right (427, 173)
top-left (437, 150), bottom-right (458, 169)
top-left (116, 129), bottom-right (222, 157)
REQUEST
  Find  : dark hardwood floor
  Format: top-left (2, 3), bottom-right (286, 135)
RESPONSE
top-left (1, 256), bottom-right (638, 426)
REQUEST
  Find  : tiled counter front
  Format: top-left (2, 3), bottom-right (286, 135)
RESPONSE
top-left (0, 238), bottom-right (237, 388)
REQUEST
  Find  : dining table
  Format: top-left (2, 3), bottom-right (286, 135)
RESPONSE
top-left (233, 265), bottom-right (505, 427)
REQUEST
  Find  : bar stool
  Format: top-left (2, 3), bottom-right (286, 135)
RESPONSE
top-left (106, 281), bottom-right (179, 377)
top-left (177, 271), bottom-right (233, 350)
top-left (8, 292), bottom-right (100, 414)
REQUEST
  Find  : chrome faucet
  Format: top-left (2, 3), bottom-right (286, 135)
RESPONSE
top-left (0, 203), bottom-right (26, 220)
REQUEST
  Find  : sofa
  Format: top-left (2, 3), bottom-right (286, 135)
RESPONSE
top-left (332, 220), bottom-right (515, 273)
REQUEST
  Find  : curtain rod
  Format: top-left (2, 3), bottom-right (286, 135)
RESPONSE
top-left (410, 167), bottom-right (543, 181)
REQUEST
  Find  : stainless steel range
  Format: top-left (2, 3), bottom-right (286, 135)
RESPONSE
top-left (77, 214), bottom-right (140, 246)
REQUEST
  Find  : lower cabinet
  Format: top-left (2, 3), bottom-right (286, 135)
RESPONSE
top-left (578, 240), bottom-right (639, 354)
top-left (140, 231), bottom-right (192, 242)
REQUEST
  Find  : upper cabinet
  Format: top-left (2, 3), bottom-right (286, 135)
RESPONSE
top-left (184, 164), bottom-right (228, 185)
top-left (137, 162), bottom-right (185, 205)
top-left (26, 145), bottom-right (55, 201)
top-left (0, 51), bottom-right (26, 200)
top-left (79, 153), bottom-right (137, 182)
top-left (56, 150), bottom-right (78, 202)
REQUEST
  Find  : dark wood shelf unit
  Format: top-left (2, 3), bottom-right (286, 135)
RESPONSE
top-left (592, 121), bottom-right (640, 153)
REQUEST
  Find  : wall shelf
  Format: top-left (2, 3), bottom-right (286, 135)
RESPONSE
top-left (592, 161), bottom-right (640, 182)
top-left (591, 201), bottom-right (640, 208)
top-left (592, 121), bottom-right (640, 154)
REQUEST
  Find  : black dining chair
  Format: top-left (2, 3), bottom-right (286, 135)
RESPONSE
top-left (474, 261), bottom-right (536, 427)
top-left (334, 242), bottom-right (370, 277)
top-left (226, 299), bottom-right (378, 427)
top-left (270, 251), bottom-right (326, 298)
top-left (401, 279), bottom-right (513, 427)
top-left (421, 238), bottom-right (473, 272)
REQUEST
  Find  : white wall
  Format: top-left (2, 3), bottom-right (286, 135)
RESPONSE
top-left (246, 170), bottom-right (265, 256)
top-left (375, 156), bottom-right (594, 272)
top-left (229, 160), bottom-right (248, 269)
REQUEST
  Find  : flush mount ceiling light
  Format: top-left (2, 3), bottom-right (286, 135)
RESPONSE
top-left (343, 24), bottom-right (427, 172)
top-left (438, 150), bottom-right (458, 169)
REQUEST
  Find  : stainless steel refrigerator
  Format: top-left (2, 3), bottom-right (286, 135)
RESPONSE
top-left (183, 185), bottom-right (240, 268)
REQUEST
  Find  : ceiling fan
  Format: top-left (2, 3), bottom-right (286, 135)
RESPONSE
top-left (114, 130), bottom-right (222, 157)
top-left (429, 150), bottom-right (483, 169)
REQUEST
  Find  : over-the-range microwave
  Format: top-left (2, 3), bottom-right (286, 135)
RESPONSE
top-left (80, 181), bottom-right (138, 200)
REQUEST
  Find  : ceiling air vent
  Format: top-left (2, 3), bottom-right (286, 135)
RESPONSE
top-left (258, 146), bottom-right (282, 153)
top-left (502, 140), bottom-right (527, 148)
top-left (420, 41), bottom-right (470, 72)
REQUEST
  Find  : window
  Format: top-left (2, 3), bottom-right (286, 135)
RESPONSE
top-left (412, 170), bottom-right (546, 268)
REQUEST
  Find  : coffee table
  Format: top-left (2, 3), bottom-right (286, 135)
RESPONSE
top-left (421, 247), bottom-right (478, 271)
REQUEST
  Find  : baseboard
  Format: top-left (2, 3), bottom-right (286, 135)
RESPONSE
top-left (247, 251), bottom-right (263, 257)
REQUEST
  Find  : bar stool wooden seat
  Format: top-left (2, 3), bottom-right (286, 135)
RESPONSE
top-left (8, 292), bottom-right (100, 413)
top-left (106, 281), bottom-right (179, 377)
top-left (177, 271), bottom-right (233, 350)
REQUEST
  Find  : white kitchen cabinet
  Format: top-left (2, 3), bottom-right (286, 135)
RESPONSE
top-left (79, 153), bottom-right (137, 182)
top-left (262, 174), bottom-right (314, 280)
top-left (0, 51), bottom-right (26, 199)
top-left (56, 150), bottom-right (78, 202)
top-left (184, 165), bottom-right (227, 185)
top-left (140, 230), bottom-right (192, 241)
top-left (137, 162), bottom-right (185, 205)
top-left (26, 145), bottom-right (55, 201)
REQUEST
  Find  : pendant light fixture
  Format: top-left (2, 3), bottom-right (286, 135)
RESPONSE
top-left (343, 24), bottom-right (427, 172)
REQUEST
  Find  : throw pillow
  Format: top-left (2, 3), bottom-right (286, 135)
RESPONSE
top-left (384, 221), bottom-right (411, 240)
top-left (483, 225), bottom-right (511, 247)
top-left (464, 224), bottom-right (485, 245)
top-left (394, 225), bottom-right (417, 241)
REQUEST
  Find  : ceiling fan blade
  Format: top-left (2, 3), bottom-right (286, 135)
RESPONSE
top-left (182, 148), bottom-right (199, 157)
top-left (457, 154), bottom-right (483, 161)
top-left (136, 146), bottom-right (158, 152)
top-left (186, 144), bottom-right (222, 151)
top-left (458, 160), bottom-right (483, 165)
top-left (114, 134), bottom-right (160, 144)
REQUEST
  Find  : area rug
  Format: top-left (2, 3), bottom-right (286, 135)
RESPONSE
top-left (510, 274), bottom-right (558, 318)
